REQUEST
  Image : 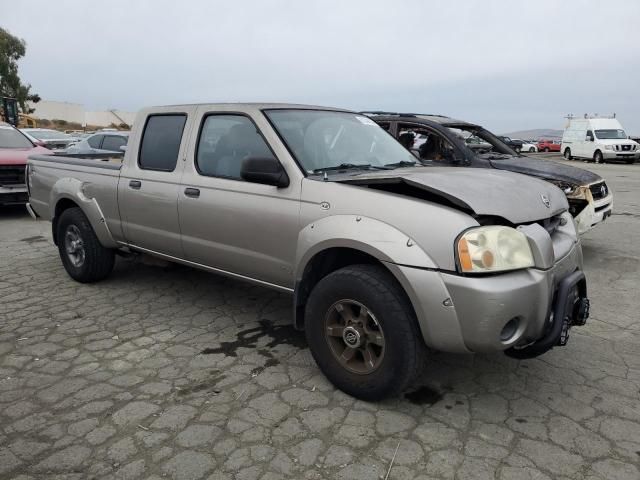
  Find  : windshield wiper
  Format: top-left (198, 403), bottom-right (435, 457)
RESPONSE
top-left (312, 163), bottom-right (391, 173)
top-left (383, 160), bottom-right (419, 169)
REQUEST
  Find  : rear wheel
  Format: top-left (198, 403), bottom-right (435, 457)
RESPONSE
top-left (528, 147), bottom-right (536, 153)
top-left (57, 207), bottom-right (115, 283)
top-left (564, 148), bottom-right (572, 160)
top-left (544, 147), bottom-right (550, 152)
top-left (593, 150), bottom-right (603, 164)
top-left (304, 264), bottom-right (425, 400)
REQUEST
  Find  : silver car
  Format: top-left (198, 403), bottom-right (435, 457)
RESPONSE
top-left (66, 131), bottom-right (129, 154)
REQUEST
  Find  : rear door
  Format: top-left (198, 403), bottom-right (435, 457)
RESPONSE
top-left (118, 107), bottom-right (195, 257)
top-left (178, 106), bottom-right (302, 288)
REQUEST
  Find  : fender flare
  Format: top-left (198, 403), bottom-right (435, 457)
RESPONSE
top-left (50, 178), bottom-right (118, 249)
top-left (294, 214), bottom-right (438, 282)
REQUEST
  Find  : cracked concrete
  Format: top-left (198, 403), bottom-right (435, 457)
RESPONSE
top-left (1, 160), bottom-right (639, 479)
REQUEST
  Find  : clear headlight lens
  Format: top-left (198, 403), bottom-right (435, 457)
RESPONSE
top-left (604, 145), bottom-right (614, 150)
top-left (457, 226), bottom-right (534, 273)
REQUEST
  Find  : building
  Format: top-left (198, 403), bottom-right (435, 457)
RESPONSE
top-left (28, 100), bottom-right (136, 127)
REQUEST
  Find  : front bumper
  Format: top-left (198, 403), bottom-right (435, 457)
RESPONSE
top-left (602, 150), bottom-right (639, 161)
top-left (389, 240), bottom-right (586, 355)
top-left (0, 185), bottom-right (28, 206)
top-left (574, 193), bottom-right (613, 235)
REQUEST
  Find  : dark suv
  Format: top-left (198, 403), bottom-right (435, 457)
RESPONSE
top-left (363, 112), bottom-right (613, 235)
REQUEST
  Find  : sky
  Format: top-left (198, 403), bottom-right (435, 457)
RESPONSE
top-left (2, 0), bottom-right (640, 134)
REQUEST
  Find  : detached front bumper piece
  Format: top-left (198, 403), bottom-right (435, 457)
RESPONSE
top-left (505, 270), bottom-right (588, 359)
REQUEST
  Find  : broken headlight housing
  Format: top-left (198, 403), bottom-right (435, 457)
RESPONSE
top-left (457, 226), bottom-right (534, 274)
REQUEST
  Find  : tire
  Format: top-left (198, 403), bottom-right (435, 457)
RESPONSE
top-left (625, 158), bottom-right (635, 164)
top-left (515, 147), bottom-right (521, 153)
top-left (564, 148), bottom-right (572, 160)
top-left (304, 264), bottom-right (425, 400)
top-left (544, 147), bottom-right (550, 152)
top-left (529, 147), bottom-right (536, 153)
top-left (57, 207), bottom-right (115, 283)
top-left (593, 150), bottom-right (603, 164)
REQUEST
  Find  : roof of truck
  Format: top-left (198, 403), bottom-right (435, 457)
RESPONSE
top-left (154, 102), bottom-right (353, 111)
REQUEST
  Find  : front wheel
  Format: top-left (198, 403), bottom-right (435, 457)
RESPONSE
top-left (593, 150), bottom-right (603, 164)
top-left (544, 147), bottom-right (550, 152)
top-left (564, 148), bottom-right (572, 160)
top-left (304, 264), bottom-right (425, 400)
top-left (529, 147), bottom-right (536, 153)
top-left (57, 207), bottom-right (115, 283)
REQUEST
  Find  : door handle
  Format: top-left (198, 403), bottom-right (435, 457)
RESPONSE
top-left (184, 187), bottom-right (200, 198)
top-left (129, 180), bottom-right (141, 189)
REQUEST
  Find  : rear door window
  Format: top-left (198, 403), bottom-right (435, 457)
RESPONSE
top-left (102, 135), bottom-right (127, 151)
top-left (87, 134), bottom-right (103, 149)
top-left (139, 114), bottom-right (187, 171)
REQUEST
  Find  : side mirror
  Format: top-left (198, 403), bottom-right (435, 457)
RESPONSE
top-left (241, 157), bottom-right (289, 188)
top-left (587, 136), bottom-right (594, 142)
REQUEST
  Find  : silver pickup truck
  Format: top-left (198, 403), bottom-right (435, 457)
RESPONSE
top-left (27, 103), bottom-right (589, 400)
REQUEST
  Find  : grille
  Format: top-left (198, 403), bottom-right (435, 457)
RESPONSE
top-left (0, 165), bottom-right (26, 186)
top-left (622, 145), bottom-right (631, 151)
top-left (589, 181), bottom-right (609, 200)
top-left (537, 214), bottom-right (562, 236)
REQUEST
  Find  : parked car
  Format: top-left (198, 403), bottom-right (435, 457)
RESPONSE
top-left (0, 122), bottom-right (50, 205)
top-left (20, 128), bottom-right (76, 150)
top-left (518, 140), bottom-right (538, 153)
top-left (365, 112), bottom-right (613, 235)
top-left (27, 103), bottom-right (590, 400)
top-left (561, 117), bottom-right (639, 164)
top-left (498, 136), bottom-right (524, 152)
top-left (66, 131), bottom-right (129, 155)
top-left (538, 139), bottom-right (561, 152)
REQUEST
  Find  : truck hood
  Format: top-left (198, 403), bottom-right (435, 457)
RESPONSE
top-left (0, 146), bottom-right (51, 165)
top-left (489, 155), bottom-right (601, 185)
top-left (332, 167), bottom-right (567, 224)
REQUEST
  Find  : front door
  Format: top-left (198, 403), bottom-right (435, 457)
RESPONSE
top-left (178, 108), bottom-right (301, 288)
top-left (119, 109), bottom-right (194, 257)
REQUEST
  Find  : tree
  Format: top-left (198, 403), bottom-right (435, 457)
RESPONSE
top-left (0, 27), bottom-right (40, 114)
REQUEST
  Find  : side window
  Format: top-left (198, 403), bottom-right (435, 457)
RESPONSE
top-left (101, 135), bottom-right (127, 151)
top-left (139, 114), bottom-right (187, 171)
top-left (196, 114), bottom-right (275, 179)
top-left (377, 122), bottom-right (391, 132)
top-left (398, 124), bottom-right (458, 164)
top-left (87, 134), bottom-right (103, 149)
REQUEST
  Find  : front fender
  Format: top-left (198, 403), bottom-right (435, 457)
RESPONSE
top-left (295, 214), bottom-right (437, 282)
top-left (50, 178), bottom-right (118, 249)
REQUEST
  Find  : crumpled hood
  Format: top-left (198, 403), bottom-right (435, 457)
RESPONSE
top-left (490, 155), bottom-right (601, 185)
top-left (334, 167), bottom-right (568, 224)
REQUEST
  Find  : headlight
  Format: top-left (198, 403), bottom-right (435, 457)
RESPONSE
top-left (604, 145), bottom-right (614, 151)
top-left (457, 226), bottom-right (534, 273)
top-left (550, 180), bottom-right (576, 195)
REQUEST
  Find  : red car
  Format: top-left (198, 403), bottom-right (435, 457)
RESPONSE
top-left (537, 139), bottom-right (561, 152)
top-left (0, 122), bottom-right (50, 206)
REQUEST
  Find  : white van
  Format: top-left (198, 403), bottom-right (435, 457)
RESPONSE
top-left (561, 116), bottom-right (639, 164)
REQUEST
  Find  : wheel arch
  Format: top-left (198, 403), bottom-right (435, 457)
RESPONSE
top-left (50, 178), bottom-right (118, 248)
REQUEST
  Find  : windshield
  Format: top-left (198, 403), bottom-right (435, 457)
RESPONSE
top-left (265, 110), bottom-right (416, 173)
top-left (595, 129), bottom-right (626, 139)
top-left (447, 125), bottom-right (516, 157)
top-left (0, 125), bottom-right (34, 148)
top-left (26, 129), bottom-right (70, 140)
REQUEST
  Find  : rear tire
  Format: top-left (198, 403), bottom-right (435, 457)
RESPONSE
top-left (544, 147), bottom-right (550, 152)
top-left (593, 150), bottom-right (603, 164)
top-left (564, 148), bottom-right (572, 160)
top-left (57, 207), bottom-right (115, 283)
top-left (528, 147), bottom-right (536, 153)
top-left (304, 264), bottom-right (425, 400)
